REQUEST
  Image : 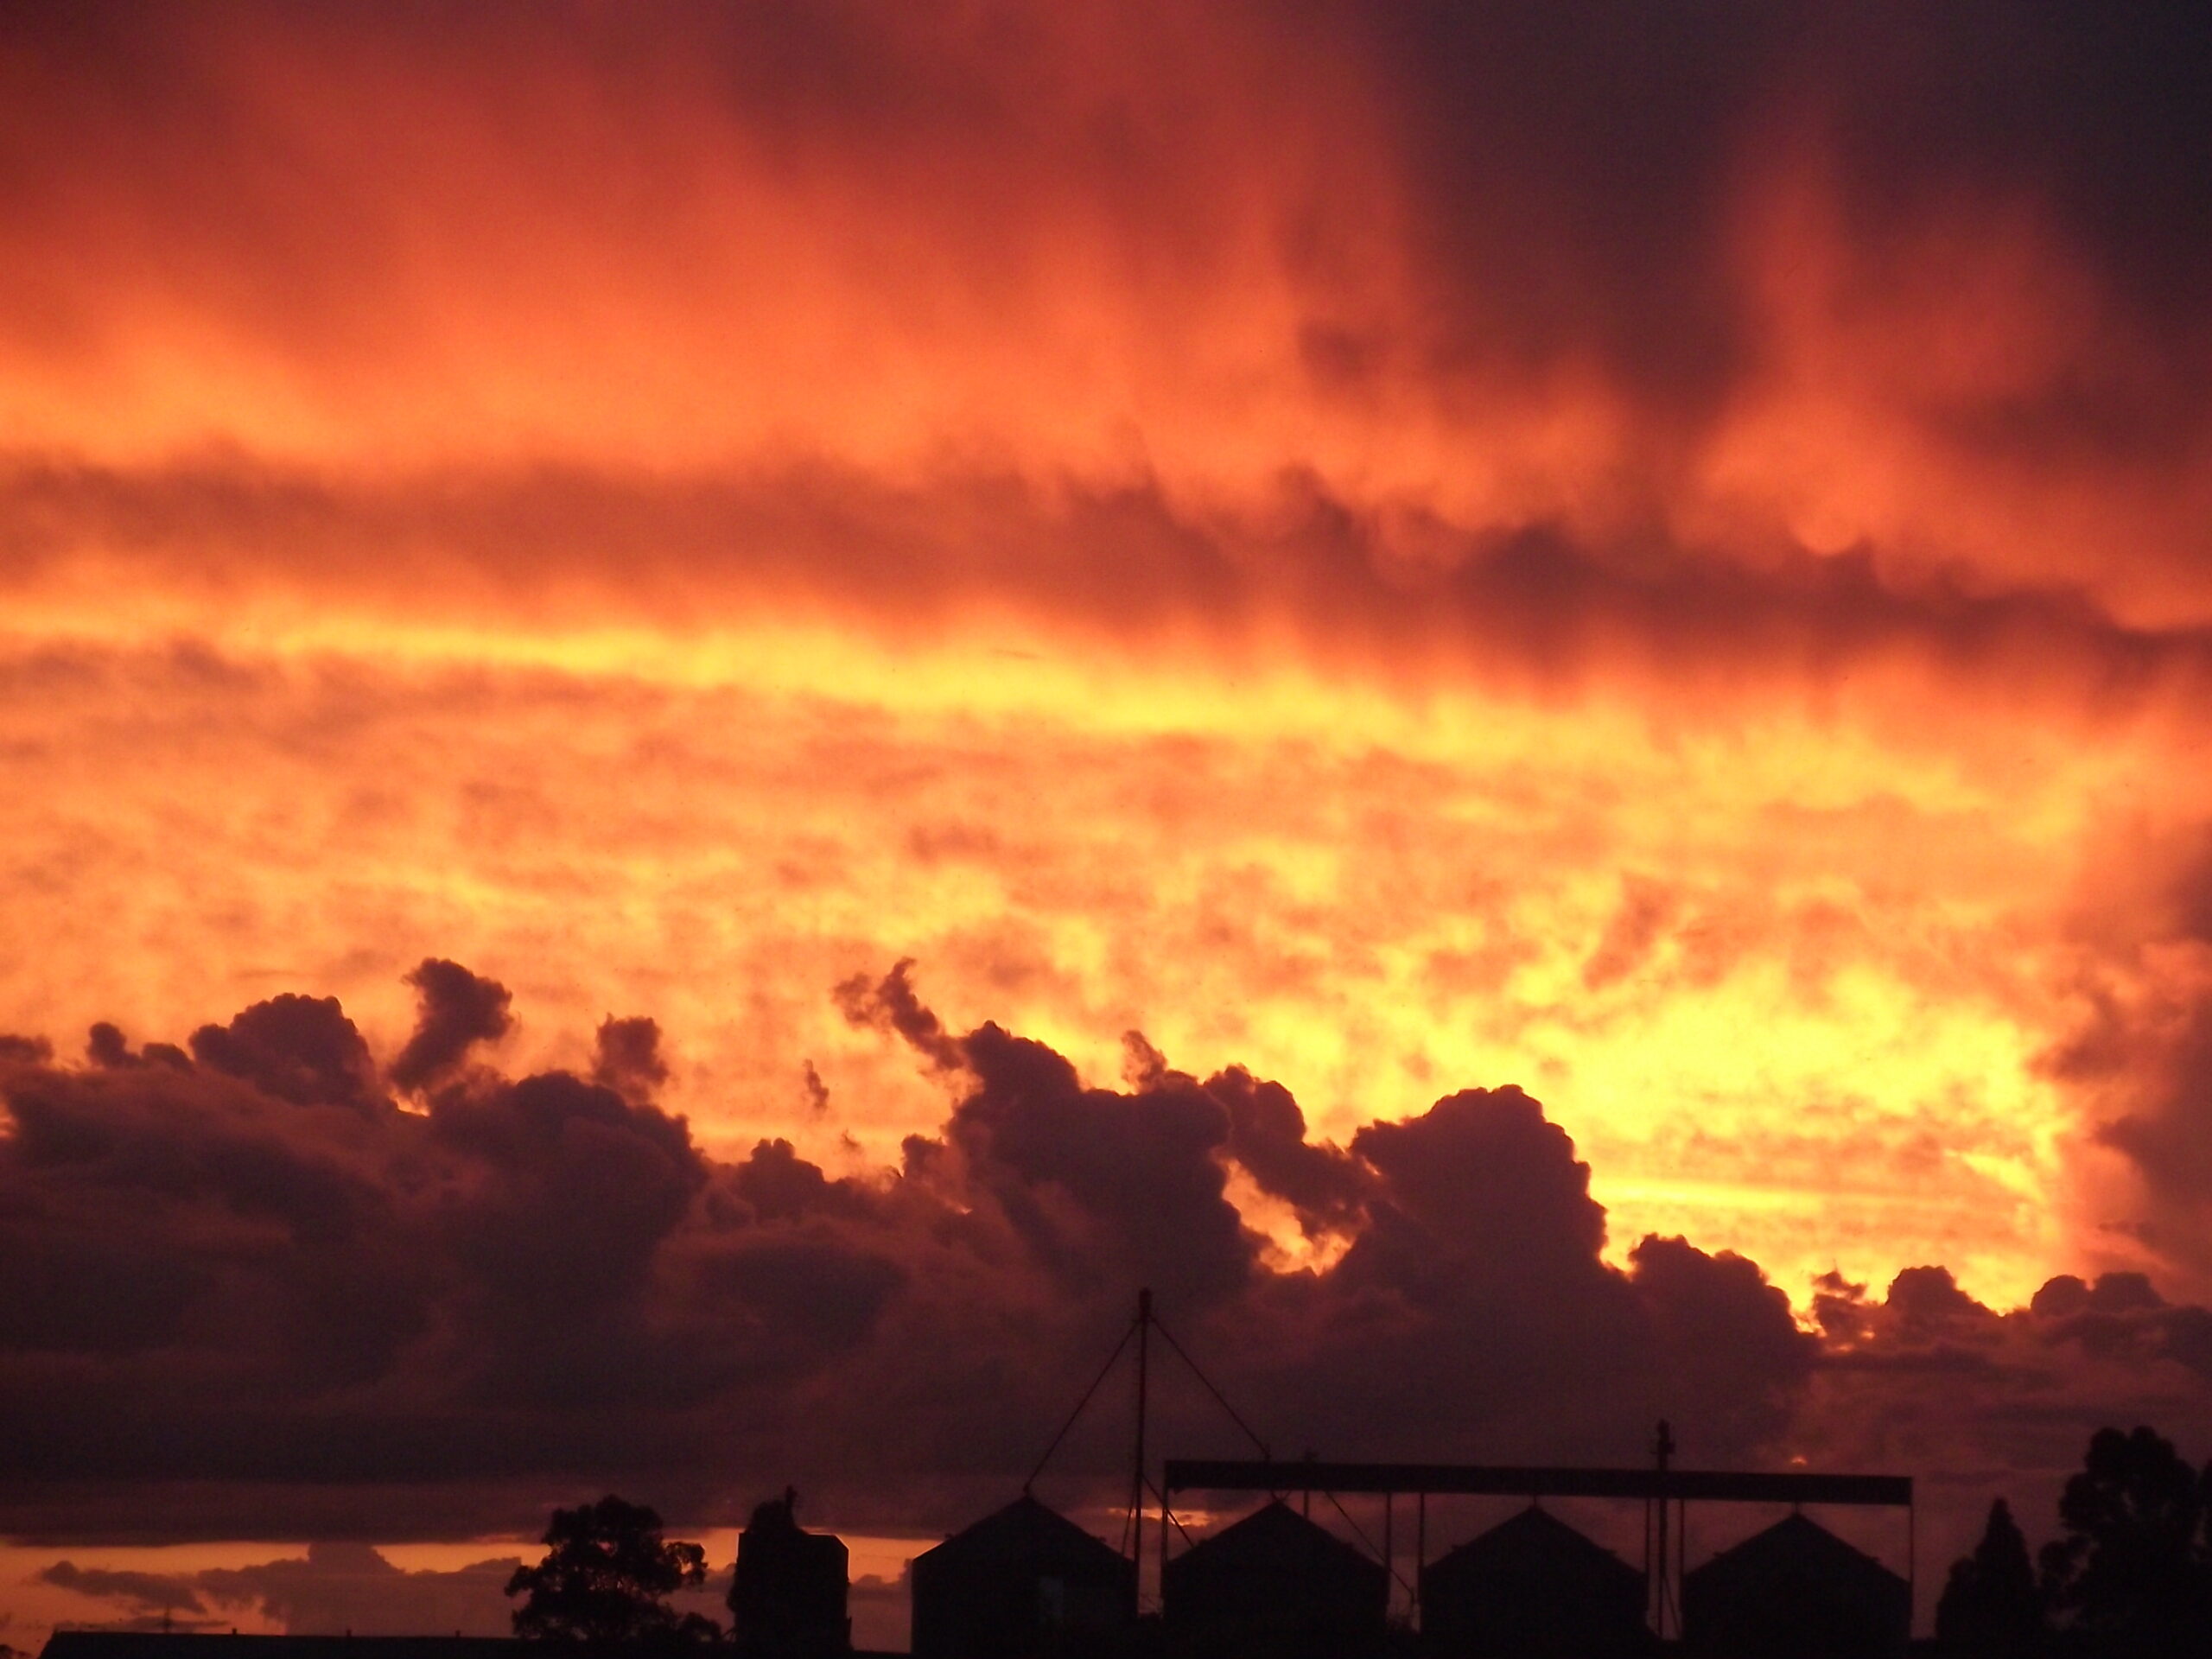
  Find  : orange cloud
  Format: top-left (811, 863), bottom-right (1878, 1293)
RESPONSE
top-left (2, 16), bottom-right (2211, 1599)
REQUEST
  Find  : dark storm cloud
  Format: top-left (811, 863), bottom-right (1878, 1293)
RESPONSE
top-left (847, 970), bottom-right (1805, 1477)
top-left (86, 1022), bottom-right (188, 1071)
top-left (1201, 1065), bottom-right (1369, 1236)
top-left (390, 957), bottom-right (512, 1093)
top-left (1815, 1262), bottom-right (2212, 1418)
top-left (1795, 1263), bottom-right (2212, 1584)
top-left (836, 957), bottom-right (963, 1071)
top-left (9, 1), bottom-right (2199, 401)
top-left (942, 1021), bottom-right (1252, 1306)
top-left (1206, 1095), bottom-right (1812, 1465)
top-left (1797, 3), bottom-right (2212, 329)
top-left (190, 994), bottom-right (381, 1109)
top-left (1341, 0), bottom-right (1794, 415)
top-left (424, 1067), bottom-right (711, 1407)
top-left (593, 1016), bottom-right (670, 1100)
top-left (1350, 1086), bottom-right (1606, 1271)
top-left (2030, 1274), bottom-right (2212, 1385)
top-left (0, 961), bottom-right (1804, 1540)
top-left (3, 960), bottom-right (2209, 1556)
top-left (1353, 2), bottom-right (2209, 387)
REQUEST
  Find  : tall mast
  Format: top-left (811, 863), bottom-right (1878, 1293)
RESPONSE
top-left (1651, 1418), bottom-right (1676, 1637)
top-left (1129, 1287), bottom-right (1152, 1605)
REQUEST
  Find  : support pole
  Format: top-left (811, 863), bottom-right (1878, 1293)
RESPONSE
top-left (1651, 1420), bottom-right (1675, 1639)
top-left (1159, 1468), bottom-right (1172, 1622)
top-left (1130, 1288), bottom-right (1151, 1607)
top-left (1382, 1492), bottom-right (1394, 1620)
top-left (1414, 1491), bottom-right (1426, 1629)
top-left (1643, 1493), bottom-right (1653, 1621)
top-left (1677, 1497), bottom-right (1688, 1637)
top-left (1908, 1494), bottom-right (1916, 1642)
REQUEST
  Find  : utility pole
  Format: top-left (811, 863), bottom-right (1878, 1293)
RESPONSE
top-left (1650, 1419), bottom-right (1676, 1638)
top-left (1129, 1287), bottom-right (1152, 1610)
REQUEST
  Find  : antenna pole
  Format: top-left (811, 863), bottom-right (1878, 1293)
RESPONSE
top-left (1130, 1287), bottom-right (1152, 1605)
top-left (1159, 1462), bottom-right (1172, 1616)
top-left (1415, 1492), bottom-right (1426, 1630)
top-left (1651, 1419), bottom-right (1676, 1638)
top-left (1382, 1492), bottom-right (1395, 1621)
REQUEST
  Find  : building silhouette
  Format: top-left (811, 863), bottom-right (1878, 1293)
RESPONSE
top-left (1162, 1498), bottom-right (1387, 1659)
top-left (732, 1488), bottom-right (850, 1659)
top-left (1681, 1513), bottom-right (1908, 1659)
top-left (1419, 1505), bottom-right (1652, 1659)
top-left (909, 1493), bottom-right (1135, 1659)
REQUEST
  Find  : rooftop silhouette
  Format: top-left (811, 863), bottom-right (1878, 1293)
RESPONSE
top-left (1681, 1513), bottom-right (1909, 1659)
top-left (1420, 1505), bottom-right (1653, 1659)
top-left (910, 1494), bottom-right (1135, 1659)
top-left (1163, 1497), bottom-right (1388, 1659)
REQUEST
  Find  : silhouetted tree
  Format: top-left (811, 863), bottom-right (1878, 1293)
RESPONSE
top-left (1936, 1499), bottom-right (2044, 1656)
top-left (2037, 1426), bottom-right (2211, 1656)
top-left (507, 1494), bottom-right (720, 1645)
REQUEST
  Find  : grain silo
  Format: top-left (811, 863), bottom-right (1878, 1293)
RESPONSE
top-left (1163, 1498), bottom-right (1388, 1659)
top-left (1682, 1513), bottom-right (1908, 1659)
top-left (910, 1493), bottom-right (1136, 1659)
top-left (1419, 1504), bottom-right (1652, 1659)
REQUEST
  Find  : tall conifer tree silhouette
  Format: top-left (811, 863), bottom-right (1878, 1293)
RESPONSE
top-left (1936, 1498), bottom-right (2042, 1656)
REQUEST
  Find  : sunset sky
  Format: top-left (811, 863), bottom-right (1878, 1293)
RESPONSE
top-left (4, 2), bottom-right (2211, 1648)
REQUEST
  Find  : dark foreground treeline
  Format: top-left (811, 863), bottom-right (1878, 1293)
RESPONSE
top-left (1934, 1425), bottom-right (2212, 1659)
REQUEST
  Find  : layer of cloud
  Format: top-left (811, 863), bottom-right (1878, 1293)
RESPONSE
top-left (0, 634), bottom-right (2134, 1314)
top-left (0, 0), bottom-right (2207, 1322)
top-left (0, 1), bottom-right (2203, 639)
top-left (35, 1544), bottom-right (524, 1637)
top-left (11, 458), bottom-right (2212, 726)
top-left (1, 5), bottom-right (2209, 1634)
top-left (1, 963), bottom-right (2206, 1579)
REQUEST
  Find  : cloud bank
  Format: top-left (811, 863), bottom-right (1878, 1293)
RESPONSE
top-left (1, 963), bottom-right (2204, 1572)
top-left (0, 0), bottom-right (2208, 1313)
top-left (3, 6), bottom-right (2212, 1637)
